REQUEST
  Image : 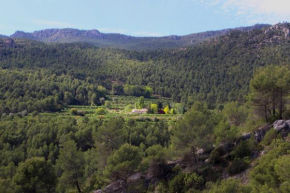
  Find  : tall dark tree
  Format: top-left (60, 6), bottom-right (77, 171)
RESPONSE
top-left (57, 140), bottom-right (85, 193)
top-left (249, 66), bottom-right (290, 122)
top-left (13, 157), bottom-right (57, 193)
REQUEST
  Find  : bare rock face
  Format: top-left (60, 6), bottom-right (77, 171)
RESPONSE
top-left (254, 125), bottom-right (272, 142)
top-left (234, 124), bottom-right (272, 145)
top-left (166, 35), bottom-right (181, 40)
top-left (282, 27), bottom-right (290, 38)
top-left (127, 173), bottom-right (144, 183)
top-left (273, 120), bottom-right (288, 132)
top-left (11, 28), bottom-right (102, 42)
top-left (103, 180), bottom-right (126, 193)
top-left (273, 120), bottom-right (290, 137)
top-left (93, 190), bottom-right (103, 193)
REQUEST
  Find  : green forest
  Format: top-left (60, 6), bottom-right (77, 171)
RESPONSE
top-left (2, 24), bottom-right (290, 193)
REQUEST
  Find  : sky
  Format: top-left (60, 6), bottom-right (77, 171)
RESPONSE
top-left (0, 0), bottom-right (290, 37)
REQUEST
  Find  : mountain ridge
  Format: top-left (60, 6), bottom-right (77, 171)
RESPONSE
top-left (2, 23), bottom-right (269, 50)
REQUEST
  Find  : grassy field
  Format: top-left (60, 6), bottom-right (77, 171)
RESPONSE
top-left (41, 95), bottom-right (183, 124)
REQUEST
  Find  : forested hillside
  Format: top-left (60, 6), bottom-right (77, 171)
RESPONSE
top-left (2, 23), bottom-right (290, 193)
top-left (2, 23), bottom-right (290, 108)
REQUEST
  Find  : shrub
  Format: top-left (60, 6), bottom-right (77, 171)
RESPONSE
top-left (70, 108), bottom-right (85, 116)
top-left (164, 106), bottom-right (170, 114)
top-left (206, 179), bottom-right (246, 193)
top-left (154, 182), bottom-right (168, 193)
top-left (169, 172), bottom-right (203, 193)
top-left (112, 97), bottom-right (118, 104)
top-left (230, 139), bottom-right (256, 159)
top-left (124, 104), bottom-right (133, 112)
top-left (95, 108), bottom-right (108, 115)
top-left (169, 108), bottom-right (177, 115)
top-left (209, 148), bottom-right (226, 165)
top-left (169, 173), bottom-right (186, 193)
top-left (77, 110), bottom-right (85, 116)
top-left (261, 129), bottom-right (279, 146)
top-left (70, 108), bottom-right (78, 115)
top-left (31, 111), bottom-right (39, 117)
top-left (105, 101), bottom-right (112, 109)
top-left (150, 104), bottom-right (158, 114)
top-left (227, 158), bottom-right (249, 175)
top-left (99, 97), bottom-right (105, 105)
top-left (21, 110), bottom-right (28, 117)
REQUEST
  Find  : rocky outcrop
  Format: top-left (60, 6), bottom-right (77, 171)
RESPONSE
top-left (266, 23), bottom-right (290, 38)
top-left (11, 28), bottom-right (103, 42)
top-left (166, 35), bottom-right (181, 40)
top-left (273, 120), bottom-right (290, 137)
top-left (94, 119), bottom-right (290, 193)
top-left (234, 120), bottom-right (290, 146)
top-left (93, 190), bottom-right (103, 193)
top-left (103, 180), bottom-right (126, 193)
top-left (235, 133), bottom-right (252, 146)
top-left (0, 38), bottom-right (16, 48)
top-left (234, 124), bottom-right (273, 145)
top-left (146, 160), bottom-right (176, 182)
top-left (254, 124), bottom-right (273, 142)
top-left (94, 161), bottom-right (177, 193)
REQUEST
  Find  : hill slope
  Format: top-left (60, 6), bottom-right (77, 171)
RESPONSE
top-left (1, 23), bottom-right (290, 108)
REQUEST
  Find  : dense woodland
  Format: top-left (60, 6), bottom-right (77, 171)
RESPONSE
top-left (1, 24), bottom-right (290, 192)
top-left (1, 27), bottom-right (290, 108)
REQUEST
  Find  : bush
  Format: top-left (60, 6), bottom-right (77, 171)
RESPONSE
top-left (206, 179), bottom-right (246, 193)
top-left (70, 108), bottom-right (85, 116)
top-left (261, 129), bottom-right (279, 146)
top-left (169, 173), bottom-right (186, 193)
top-left (21, 110), bottom-right (28, 117)
top-left (169, 172), bottom-right (203, 193)
top-left (227, 158), bottom-right (249, 175)
top-left (70, 108), bottom-right (78, 115)
top-left (105, 101), bottom-right (112, 109)
top-left (95, 108), bottom-right (108, 115)
top-left (154, 182), bottom-right (169, 193)
top-left (230, 139), bottom-right (256, 159)
top-left (77, 110), bottom-right (85, 116)
top-left (169, 108), bottom-right (177, 115)
top-left (112, 97), bottom-right (118, 104)
top-left (209, 148), bottom-right (226, 165)
top-left (103, 144), bottom-right (142, 181)
top-left (124, 104), bottom-right (133, 112)
top-left (99, 97), bottom-right (105, 105)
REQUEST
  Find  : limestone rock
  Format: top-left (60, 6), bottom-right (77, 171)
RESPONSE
top-left (103, 180), bottom-right (126, 193)
top-left (254, 124), bottom-right (272, 142)
top-left (273, 120), bottom-right (290, 137)
top-left (127, 173), bottom-right (144, 183)
top-left (273, 120), bottom-right (289, 132)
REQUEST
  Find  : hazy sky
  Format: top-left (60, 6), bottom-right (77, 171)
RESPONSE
top-left (0, 0), bottom-right (289, 36)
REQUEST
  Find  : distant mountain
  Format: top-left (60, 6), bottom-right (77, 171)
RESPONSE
top-left (6, 24), bottom-right (269, 51)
